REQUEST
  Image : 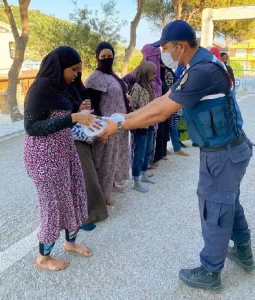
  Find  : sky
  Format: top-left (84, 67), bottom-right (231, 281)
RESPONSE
top-left (7, 0), bottom-right (160, 49)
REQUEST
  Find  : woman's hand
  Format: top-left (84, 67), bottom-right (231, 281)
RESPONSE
top-left (79, 99), bottom-right (91, 112)
top-left (98, 136), bottom-right (108, 144)
top-left (72, 111), bottom-right (102, 131)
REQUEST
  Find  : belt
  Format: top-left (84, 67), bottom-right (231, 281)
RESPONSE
top-left (200, 135), bottom-right (245, 152)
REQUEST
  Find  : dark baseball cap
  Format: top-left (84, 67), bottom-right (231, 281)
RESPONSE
top-left (151, 20), bottom-right (196, 47)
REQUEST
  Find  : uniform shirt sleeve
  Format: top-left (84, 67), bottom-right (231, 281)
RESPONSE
top-left (24, 110), bottom-right (73, 136)
top-left (170, 63), bottom-right (229, 108)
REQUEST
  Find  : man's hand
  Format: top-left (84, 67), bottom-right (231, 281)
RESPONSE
top-left (72, 111), bottom-right (102, 132)
top-left (79, 99), bottom-right (91, 112)
top-left (98, 119), bottom-right (118, 138)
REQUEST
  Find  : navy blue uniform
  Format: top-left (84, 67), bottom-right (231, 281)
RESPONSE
top-left (169, 49), bottom-right (253, 272)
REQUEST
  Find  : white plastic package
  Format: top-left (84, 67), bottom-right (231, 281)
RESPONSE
top-left (71, 112), bottom-right (125, 142)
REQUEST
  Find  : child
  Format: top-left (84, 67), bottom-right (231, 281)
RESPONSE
top-left (130, 61), bottom-right (157, 193)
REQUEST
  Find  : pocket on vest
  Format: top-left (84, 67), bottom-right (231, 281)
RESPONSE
top-left (211, 106), bottom-right (227, 136)
top-left (198, 111), bottom-right (213, 138)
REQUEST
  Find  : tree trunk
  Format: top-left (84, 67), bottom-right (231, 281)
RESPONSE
top-left (7, 40), bottom-right (26, 121)
top-left (3, 0), bottom-right (30, 122)
top-left (173, 0), bottom-right (183, 20)
top-left (159, 0), bottom-right (166, 27)
top-left (121, 0), bottom-right (145, 76)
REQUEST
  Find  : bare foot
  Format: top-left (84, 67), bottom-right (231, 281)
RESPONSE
top-left (153, 162), bottom-right (160, 168)
top-left (64, 241), bottom-right (93, 257)
top-left (175, 150), bottom-right (190, 156)
top-left (147, 165), bottom-right (156, 170)
top-left (162, 156), bottom-right (168, 160)
top-left (166, 150), bottom-right (172, 156)
top-left (113, 185), bottom-right (124, 193)
top-left (35, 255), bottom-right (69, 271)
top-left (146, 171), bottom-right (154, 177)
top-left (106, 197), bottom-right (115, 206)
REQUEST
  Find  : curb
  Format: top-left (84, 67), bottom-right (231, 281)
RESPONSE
top-left (0, 130), bottom-right (25, 143)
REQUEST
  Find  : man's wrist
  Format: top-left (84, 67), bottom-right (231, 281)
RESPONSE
top-left (116, 121), bottom-right (128, 133)
top-left (121, 121), bottom-right (128, 131)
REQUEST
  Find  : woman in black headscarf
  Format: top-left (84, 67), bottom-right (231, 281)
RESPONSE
top-left (24, 46), bottom-right (99, 271)
top-left (67, 71), bottom-right (109, 227)
top-left (85, 42), bottom-right (130, 206)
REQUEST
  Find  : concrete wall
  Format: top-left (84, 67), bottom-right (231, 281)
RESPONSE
top-left (201, 6), bottom-right (255, 48)
top-left (0, 31), bottom-right (14, 75)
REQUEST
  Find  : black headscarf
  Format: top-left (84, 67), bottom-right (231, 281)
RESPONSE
top-left (24, 46), bottom-right (81, 111)
top-left (96, 42), bottom-right (115, 74)
top-left (72, 72), bottom-right (88, 99)
top-left (95, 41), bottom-right (131, 113)
top-left (66, 72), bottom-right (91, 113)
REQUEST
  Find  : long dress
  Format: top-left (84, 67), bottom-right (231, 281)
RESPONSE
top-left (74, 141), bottom-right (108, 223)
top-left (24, 110), bottom-right (88, 244)
top-left (67, 83), bottom-right (108, 223)
top-left (86, 70), bottom-right (130, 200)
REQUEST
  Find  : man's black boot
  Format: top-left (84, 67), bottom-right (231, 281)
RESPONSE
top-left (227, 240), bottom-right (255, 272)
top-left (179, 266), bottom-right (222, 291)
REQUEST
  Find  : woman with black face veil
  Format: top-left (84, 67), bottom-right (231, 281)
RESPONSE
top-left (67, 71), bottom-right (109, 226)
top-left (24, 46), bottom-right (99, 271)
top-left (85, 42), bottom-right (130, 206)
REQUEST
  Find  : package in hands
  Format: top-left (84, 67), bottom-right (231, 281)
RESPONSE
top-left (71, 112), bottom-right (125, 142)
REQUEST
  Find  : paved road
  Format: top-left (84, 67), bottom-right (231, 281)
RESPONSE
top-left (0, 95), bottom-right (255, 300)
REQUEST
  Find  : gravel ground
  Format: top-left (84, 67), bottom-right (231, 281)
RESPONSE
top-left (0, 95), bottom-right (255, 300)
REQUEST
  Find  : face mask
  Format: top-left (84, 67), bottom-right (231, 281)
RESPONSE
top-left (161, 46), bottom-right (182, 70)
top-left (98, 57), bottom-right (114, 74)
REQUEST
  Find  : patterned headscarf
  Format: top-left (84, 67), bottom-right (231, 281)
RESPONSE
top-left (136, 61), bottom-right (157, 102)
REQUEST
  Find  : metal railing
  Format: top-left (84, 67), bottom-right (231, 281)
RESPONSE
top-left (233, 69), bottom-right (255, 93)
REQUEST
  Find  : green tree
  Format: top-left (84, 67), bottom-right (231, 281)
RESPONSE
top-left (230, 61), bottom-right (244, 77)
top-left (2, 0), bottom-right (30, 121)
top-left (121, 0), bottom-right (145, 76)
top-left (113, 45), bottom-right (143, 75)
top-left (143, 0), bottom-right (255, 42)
top-left (69, 0), bottom-right (128, 75)
top-left (0, 1), bottom-right (128, 76)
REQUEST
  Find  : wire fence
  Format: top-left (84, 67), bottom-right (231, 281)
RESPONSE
top-left (233, 69), bottom-right (255, 93)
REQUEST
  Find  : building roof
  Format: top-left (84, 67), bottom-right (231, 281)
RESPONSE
top-left (0, 20), bottom-right (21, 35)
top-left (0, 21), bottom-right (12, 33)
top-left (230, 39), bottom-right (255, 49)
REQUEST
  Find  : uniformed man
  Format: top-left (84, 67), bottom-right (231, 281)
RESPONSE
top-left (99, 20), bottom-right (254, 291)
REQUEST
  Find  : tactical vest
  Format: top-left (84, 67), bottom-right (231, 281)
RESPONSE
top-left (179, 48), bottom-right (243, 148)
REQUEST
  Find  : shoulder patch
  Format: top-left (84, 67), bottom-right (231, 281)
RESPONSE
top-left (176, 72), bottom-right (188, 91)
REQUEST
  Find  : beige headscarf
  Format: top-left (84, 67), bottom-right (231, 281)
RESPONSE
top-left (135, 61), bottom-right (157, 101)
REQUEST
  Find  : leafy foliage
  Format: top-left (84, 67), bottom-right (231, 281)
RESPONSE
top-left (143, 0), bottom-right (255, 42)
top-left (0, 1), bottom-right (131, 76)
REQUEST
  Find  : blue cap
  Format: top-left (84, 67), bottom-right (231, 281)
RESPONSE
top-left (151, 20), bottom-right (196, 47)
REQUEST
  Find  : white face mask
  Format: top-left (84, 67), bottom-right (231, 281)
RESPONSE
top-left (161, 52), bottom-right (178, 69)
top-left (161, 46), bottom-right (183, 70)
